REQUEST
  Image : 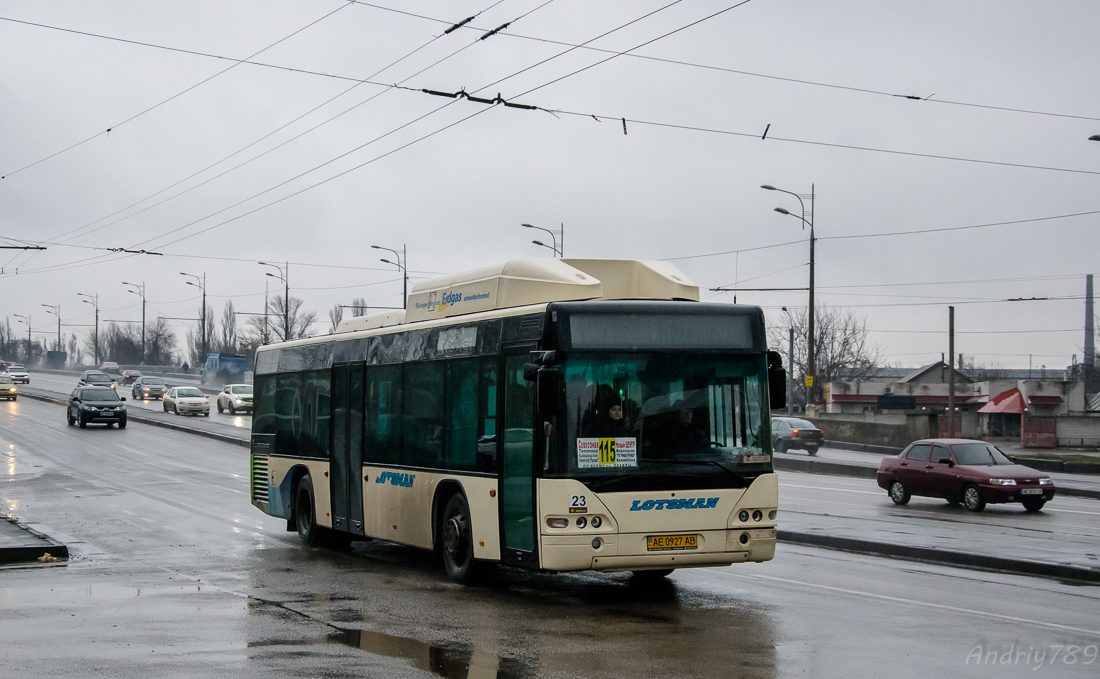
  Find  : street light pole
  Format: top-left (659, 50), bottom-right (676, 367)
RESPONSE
top-left (522, 223), bottom-right (563, 256)
top-left (259, 262), bottom-right (290, 340)
top-left (180, 273), bottom-right (206, 371)
top-left (13, 314), bottom-right (31, 363)
top-left (41, 304), bottom-right (61, 350)
top-left (764, 183), bottom-right (816, 405)
top-left (123, 281), bottom-right (146, 364)
top-left (371, 245), bottom-right (408, 309)
top-left (77, 293), bottom-right (99, 365)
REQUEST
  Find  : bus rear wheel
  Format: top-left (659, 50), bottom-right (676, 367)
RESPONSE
top-left (441, 493), bottom-right (481, 585)
top-left (295, 476), bottom-right (323, 547)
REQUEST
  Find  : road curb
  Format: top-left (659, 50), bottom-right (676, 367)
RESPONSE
top-left (778, 530), bottom-right (1100, 585)
top-left (1, 515), bottom-right (69, 564)
top-left (19, 391), bottom-right (250, 449)
top-left (772, 456), bottom-right (878, 479)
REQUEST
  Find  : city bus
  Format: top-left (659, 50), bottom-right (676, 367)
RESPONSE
top-left (249, 258), bottom-right (785, 584)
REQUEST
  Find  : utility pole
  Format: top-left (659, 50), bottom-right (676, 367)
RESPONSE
top-left (787, 326), bottom-right (794, 416)
top-left (77, 293), bottom-right (99, 365)
top-left (948, 306), bottom-right (956, 437)
top-left (180, 273), bottom-right (206, 375)
top-left (123, 281), bottom-right (146, 364)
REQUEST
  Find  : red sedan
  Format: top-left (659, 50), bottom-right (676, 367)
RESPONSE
top-left (877, 438), bottom-right (1055, 512)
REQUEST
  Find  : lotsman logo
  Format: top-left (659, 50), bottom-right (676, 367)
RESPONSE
top-left (629, 497), bottom-right (719, 511)
top-left (375, 471), bottom-right (416, 487)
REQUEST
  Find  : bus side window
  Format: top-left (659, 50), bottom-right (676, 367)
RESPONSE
top-left (404, 362), bottom-right (445, 467)
top-left (365, 365), bottom-right (402, 465)
top-left (444, 358), bottom-right (479, 471)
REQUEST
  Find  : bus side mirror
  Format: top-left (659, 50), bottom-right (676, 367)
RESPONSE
top-left (537, 368), bottom-right (561, 416)
top-left (767, 350), bottom-right (786, 410)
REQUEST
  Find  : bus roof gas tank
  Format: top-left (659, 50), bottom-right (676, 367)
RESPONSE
top-left (403, 258), bottom-right (699, 324)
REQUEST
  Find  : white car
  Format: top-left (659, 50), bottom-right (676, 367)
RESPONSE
top-left (216, 384), bottom-right (253, 414)
top-left (5, 364), bottom-right (30, 384)
top-left (163, 386), bottom-right (210, 416)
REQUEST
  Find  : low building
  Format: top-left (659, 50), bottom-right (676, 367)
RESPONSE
top-left (826, 361), bottom-right (1093, 449)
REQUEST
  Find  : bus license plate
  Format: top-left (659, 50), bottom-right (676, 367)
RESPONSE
top-left (1020, 488), bottom-right (1042, 495)
top-left (647, 534), bottom-right (698, 551)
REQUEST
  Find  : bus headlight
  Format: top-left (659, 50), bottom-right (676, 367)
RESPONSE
top-left (590, 516), bottom-right (602, 528)
top-left (738, 510), bottom-right (749, 522)
top-left (546, 518), bottom-right (568, 529)
top-left (576, 517), bottom-right (587, 529)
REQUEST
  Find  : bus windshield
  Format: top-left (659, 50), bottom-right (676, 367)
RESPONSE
top-left (545, 353), bottom-right (770, 491)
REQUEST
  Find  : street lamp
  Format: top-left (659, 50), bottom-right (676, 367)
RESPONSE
top-left (371, 245), bottom-right (407, 309)
top-left (123, 281), bottom-right (146, 364)
top-left (180, 272), bottom-right (206, 371)
top-left (77, 293), bottom-right (99, 365)
top-left (41, 304), bottom-right (61, 352)
top-left (259, 262), bottom-right (289, 341)
top-left (1090, 135), bottom-right (1100, 141)
top-left (763, 183), bottom-right (816, 405)
top-left (522, 223), bottom-right (563, 256)
top-left (13, 314), bottom-right (31, 363)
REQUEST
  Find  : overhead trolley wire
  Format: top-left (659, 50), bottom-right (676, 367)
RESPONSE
top-left (348, 2), bottom-right (1100, 124)
top-left (50, 0), bottom-right (516, 247)
top-left (0, 3), bottom-right (356, 181)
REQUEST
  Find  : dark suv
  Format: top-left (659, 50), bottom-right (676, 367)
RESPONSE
top-left (79, 371), bottom-right (116, 389)
top-left (68, 386), bottom-right (128, 428)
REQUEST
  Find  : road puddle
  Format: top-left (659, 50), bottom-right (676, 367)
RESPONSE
top-left (330, 628), bottom-right (531, 679)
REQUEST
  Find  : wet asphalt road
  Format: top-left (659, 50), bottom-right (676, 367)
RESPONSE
top-left (2, 397), bottom-right (1100, 678)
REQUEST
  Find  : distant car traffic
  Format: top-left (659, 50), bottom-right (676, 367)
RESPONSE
top-left (120, 370), bottom-right (143, 384)
top-left (216, 384), bottom-right (253, 414)
top-left (0, 374), bottom-right (17, 400)
top-left (131, 376), bottom-right (167, 400)
top-left (67, 385), bottom-right (127, 428)
top-left (5, 364), bottom-right (30, 384)
top-left (877, 438), bottom-right (1056, 512)
top-left (79, 371), bottom-right (116, 389)
top-left (164, 386), bottom-right (210, 416)
top-left (100, 362), bottom-right (122, 376)
top-left (771, 417), bottom-right (824, 455)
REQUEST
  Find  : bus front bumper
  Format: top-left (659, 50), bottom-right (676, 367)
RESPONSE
top-left (541, 528), bottom-right (776, 572)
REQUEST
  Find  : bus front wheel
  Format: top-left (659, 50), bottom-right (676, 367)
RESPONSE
top-left (295, 476), bottom-right (323, 547)
top-left (441, 493), bottom-right (481, 585)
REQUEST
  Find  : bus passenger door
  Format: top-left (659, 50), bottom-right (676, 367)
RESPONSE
top-left (500, 350), bottom-right (538, 568)
top-left (331, 363), bottom-right (365, 535)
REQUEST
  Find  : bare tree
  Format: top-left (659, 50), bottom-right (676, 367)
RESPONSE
top-left (103, 323), bottom-right (142, 364)
top-left (67, 333), bottom-right (81, 367)
top-left (219, 301), bottom-right (238, 353)
top-left (185, 304), bottom-right (216, 366)
top-left (351, 297), bottom-right (368, 317)
top-left (145, 318), bottom-right (177, 366)
top-left (267, 294), bottom-right (316, 340)
top-left (768, 306), bottom-right (882, 406)
top-left (328, 304), bottom-right (344, 333)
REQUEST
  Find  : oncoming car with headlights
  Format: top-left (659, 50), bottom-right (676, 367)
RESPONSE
top-left (164, 386), bottom-right (210, 416)
top-left (67, 386), bottom-right (127, 428)
top-left (0, 374), bottom-right (17, 400)
top-left (877, 438), bottom-right (1056, 512)
top-left (217, 384), bottom-right (253, 414)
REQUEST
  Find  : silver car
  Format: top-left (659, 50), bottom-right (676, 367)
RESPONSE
top-left (6, 364), bottom-right (30, 383)
top-left (163, 386), bottom-right (210, 416)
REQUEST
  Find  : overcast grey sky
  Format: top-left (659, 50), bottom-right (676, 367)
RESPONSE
top-left (1, 0), bottom-right (1097, 369)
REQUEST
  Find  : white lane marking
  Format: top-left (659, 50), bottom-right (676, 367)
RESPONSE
top-left (723, 570), bottom-right (1100, 637)
top-left (780, 482), bottom-right (882, 496)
